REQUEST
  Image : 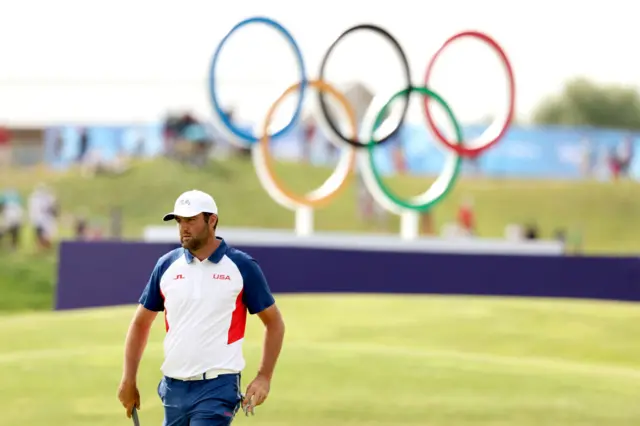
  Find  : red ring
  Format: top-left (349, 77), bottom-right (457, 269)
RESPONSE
top-left (422, 30), bottom-right (516, 157)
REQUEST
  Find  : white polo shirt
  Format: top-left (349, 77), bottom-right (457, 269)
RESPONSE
top-left (139, 237), bottom-right (275, 379)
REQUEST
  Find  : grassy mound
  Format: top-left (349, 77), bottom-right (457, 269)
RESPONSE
top-left (1, 157), bottom-right (639, 311)
top-left (4, 157), bottom-right (639, 248)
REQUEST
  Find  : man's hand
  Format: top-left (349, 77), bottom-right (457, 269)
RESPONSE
top-left (243, 373), bottom-right (271, 413)
top-left (117, 379), bottom-right (141, 418)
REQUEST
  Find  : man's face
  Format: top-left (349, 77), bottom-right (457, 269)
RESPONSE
top-left (176, 213), bottom-right (212, 251)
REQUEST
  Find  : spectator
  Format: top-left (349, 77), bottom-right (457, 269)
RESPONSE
top-left (52, 130), bottom-right (65, 163)
top-left (524, 222), bottom-right (539, 240)
top-left (77, 128), bottom-right (90, 163)
top-left (2, 190), bottom-right (23, 251)
top-left (617, 136), bottom-right (634, 178)
top-left (457, 196), bottom-right (476, 236)
top-left (182, 122), bottom-right (212, 168)
top-left (302, 117), bottom-right (315, 164)
top-left (580, 137), bottom-right (595, 178)
top-left (162, 114), bottom-right (180, 157)
top-left (28, 184), bottom-right (58, 250)
top-left (74, 212), bottom-right (89, 240)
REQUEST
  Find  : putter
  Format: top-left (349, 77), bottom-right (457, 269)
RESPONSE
top-left (132, 407), bottom-right (140, 426)
top-left (243, 395), bottom-right (255, 417)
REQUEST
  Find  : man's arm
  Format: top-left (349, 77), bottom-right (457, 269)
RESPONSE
top-left (240, 257), bottom-right (284, 380)
top-left (237, 255), bottom-right (284, 410)
top-left (255, 304), bottom-right (285, 380)
top-left (122, 304), bottom-right (158, 383)
top-left (118, 255), bottom-right (167, 418)
top-left (123, 256), bottom-right (166, 382)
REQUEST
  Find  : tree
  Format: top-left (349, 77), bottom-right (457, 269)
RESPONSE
top-left (532, 78), bottom-right (640, 130)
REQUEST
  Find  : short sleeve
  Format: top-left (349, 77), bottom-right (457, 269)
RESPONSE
top-left (138, 259), bottom-right (165, 312)
top-left (239, 258), bottom-right (275, 315)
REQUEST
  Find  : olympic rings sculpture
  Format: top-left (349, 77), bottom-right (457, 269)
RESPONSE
top-left (208, 16), bottom-right (515, 232)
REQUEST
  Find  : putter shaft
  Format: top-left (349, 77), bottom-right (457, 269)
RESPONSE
top-left (132, 407), bottom-right (140, 426)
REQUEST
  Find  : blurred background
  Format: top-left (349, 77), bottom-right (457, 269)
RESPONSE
top-left (1, 0), bottom-right (640, 425)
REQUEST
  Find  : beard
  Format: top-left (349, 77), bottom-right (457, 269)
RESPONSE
top-left (181, 229), bottom-right (209, 251)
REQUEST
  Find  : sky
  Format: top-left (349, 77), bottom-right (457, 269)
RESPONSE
top-left (0, 0), bottom-right (637, 127)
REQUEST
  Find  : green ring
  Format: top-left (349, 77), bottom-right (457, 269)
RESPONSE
top-left (366, 85), bottom-right (463, 212)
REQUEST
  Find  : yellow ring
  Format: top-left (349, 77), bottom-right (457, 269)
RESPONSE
top-left (255, 80), bottom-right (358, 209)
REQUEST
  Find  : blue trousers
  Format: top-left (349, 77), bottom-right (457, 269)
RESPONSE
top-left (157, 373), bottom-right (242, 425)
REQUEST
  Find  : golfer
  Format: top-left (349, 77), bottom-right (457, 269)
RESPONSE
top-left (118, 189), bottom-right (285, 425)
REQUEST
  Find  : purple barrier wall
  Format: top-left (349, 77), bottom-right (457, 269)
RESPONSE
top-left (55, 241), bottom-right (640, 310)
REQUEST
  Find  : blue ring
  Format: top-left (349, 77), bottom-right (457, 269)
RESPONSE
top-left (208, 16), bottom-right (308, 144)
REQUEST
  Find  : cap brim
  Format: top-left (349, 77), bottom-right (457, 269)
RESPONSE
top-left (162, 213), bottom-right (176, 222)
top-left (162, 212), bottom-right (198, 221)
top-left (162, 208), bottom-right (212, 222)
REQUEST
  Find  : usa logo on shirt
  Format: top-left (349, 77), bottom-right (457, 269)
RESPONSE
top-left (213, 274), bottom-right (231, 280)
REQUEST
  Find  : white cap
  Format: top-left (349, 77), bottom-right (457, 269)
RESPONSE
top-left (162, 190), bottom-right (218, 222)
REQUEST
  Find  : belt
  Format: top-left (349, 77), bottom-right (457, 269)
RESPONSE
top-left (169, 368), bottom-right (237, 382)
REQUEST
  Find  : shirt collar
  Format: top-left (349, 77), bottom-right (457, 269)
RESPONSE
top-left (184, 237), bottom-right (228, 264)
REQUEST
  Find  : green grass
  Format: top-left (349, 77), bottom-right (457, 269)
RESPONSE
top-left (0, 250), bottom-right (56, 312)
top-left (1, 295), bottom-right (639, 425)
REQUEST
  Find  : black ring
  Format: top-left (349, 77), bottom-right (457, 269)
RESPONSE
top-left (317, 24), bottom-right (412, 148)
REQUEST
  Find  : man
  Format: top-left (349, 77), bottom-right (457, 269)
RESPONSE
top-left (28, 184), bottom-right (58, 250)
top-left (117, 189), bottom-right (285, 425)
top-left (1, 189), bottom-right (23, 250)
